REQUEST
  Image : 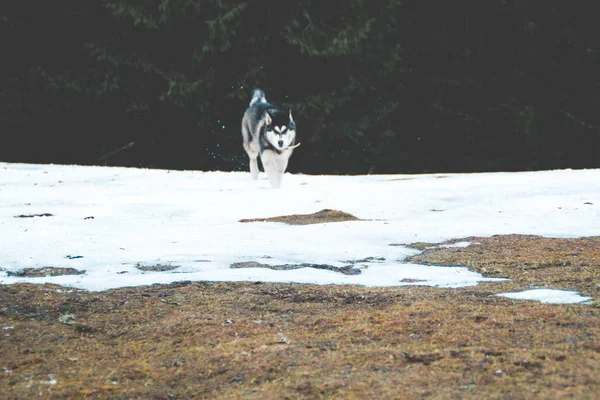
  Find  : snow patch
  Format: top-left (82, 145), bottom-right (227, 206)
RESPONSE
top-left (1, 162), bottom-right (599, 292)
top-left (497, 289), bottom-right (592, 304)
top-left (438, 241), bottom-right (473, 248)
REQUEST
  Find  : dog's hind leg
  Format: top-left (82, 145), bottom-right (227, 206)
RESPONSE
top-left (244, 145), bottom-right (259, 180)
top-left (242, 118), bottom-right (260, 180)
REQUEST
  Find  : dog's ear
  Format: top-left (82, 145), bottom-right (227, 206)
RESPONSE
top-left (289, 109), bottom-right (294, 123)
top-left (264, 112), bottom-right (272, 125)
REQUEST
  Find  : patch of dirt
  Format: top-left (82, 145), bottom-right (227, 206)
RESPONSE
top-left (14, 213), bottom-right (54, 218)
top-left (1, 278), bottom-right (600, 399)
top-left (400, 278), bottom-right (425, 283)
top-left (231, 261), bottom-right (362, 275)
top-left (342, 256), bottom-right (385, 263)
top-left (1, 235), bottom-right (600, 398)
top-left (399, 238), bottom-right (474, 251)
top-left (135, 264), bottom-right (180, 272)
top-left (406, 234), bottom-right (600, 298)
top-left (400, 242), bottom-right (436, 250)
top-left (6, 267), bottom-right (85, 277)
top-left (239, 209), bottom-right (362, 225)
top-left (403, 352), bottom-right (444, 365)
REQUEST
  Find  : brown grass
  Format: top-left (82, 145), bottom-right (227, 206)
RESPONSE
top-left (135, 264), bottom-right (180, 272)
top-left (1, 235), bottom-right (599, 399)
top-left (231, 262), bottom-right (362, 275)
top-left (6, 267), bottom-right (85, 278)
top-left (239, 209), bottom-right (361, 225)
top-left (406, 234), bottom-right (600, 299)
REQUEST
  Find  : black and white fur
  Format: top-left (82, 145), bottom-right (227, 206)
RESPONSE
top-left (241, 89), bottom-right (297, 188)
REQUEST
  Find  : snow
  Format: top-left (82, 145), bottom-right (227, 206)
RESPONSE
top-left (497, 289), bottom-right (593, 304)
top-left (437, 241), bottom-right (473, 248)
top-left (1, 162), bottom-right (599, 299)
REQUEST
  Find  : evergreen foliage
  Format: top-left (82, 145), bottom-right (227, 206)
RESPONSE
top-left (1, 0), bottom-right (598, 173)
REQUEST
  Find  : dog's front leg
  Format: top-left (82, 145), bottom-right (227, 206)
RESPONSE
top-left (249, 157), bottom-right (259, 180)
top-left (263, 159), bottom-right (281, 188)
top-left (243, 141), bottom-right (260, 180)
top-left (274, 154), bottom-right (289, 187)
top-left (261, 150), bottom-right (285, 188)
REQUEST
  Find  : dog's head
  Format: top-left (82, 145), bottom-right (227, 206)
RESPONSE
top-left (264, 109), bottom-right (296, 151)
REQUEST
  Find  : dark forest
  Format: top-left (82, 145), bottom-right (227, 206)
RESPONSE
top-left (1, 0), bottom-right (599, 174)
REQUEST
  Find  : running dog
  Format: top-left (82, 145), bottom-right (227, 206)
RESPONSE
top-left (241, 89), bottom-right (297, 188)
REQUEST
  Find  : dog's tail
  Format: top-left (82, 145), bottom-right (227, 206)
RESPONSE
top-left (249, 88), bottom-right (267, 106)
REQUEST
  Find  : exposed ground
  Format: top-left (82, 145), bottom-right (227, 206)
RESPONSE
top-left (405, 235), bottom-right (600, 299)
top-left (1, 234), bottom-right (600, 399)
top-left (239, 209), bottom-right (362, 225)
top-left (5, 267), bottom-right (85, 278)
top-left (231, 262), bottom-right (363, 276)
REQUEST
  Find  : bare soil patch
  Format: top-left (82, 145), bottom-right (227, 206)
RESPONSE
top-left (6, 267), bottom-right (85, 278)
top-left (14, 213), bottom-right (54, 218)
top-left (406, 234), bottom-right (600, 299)
top-left (135, 264), bottom-right (180, 272)
top-left (230, 261), bottom-right (363, 275)
top-left (1, 235), bottom-right (599, 399)
top-left (239, 209), bottom-right (361, 225)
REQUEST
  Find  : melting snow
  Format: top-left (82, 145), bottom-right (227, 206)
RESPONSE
top-left (1, 162), bottom-right (599, 292)
top-left (437, 241), bottom-right (473, 248)
top-left (497, 289), bottom-right (592, 304)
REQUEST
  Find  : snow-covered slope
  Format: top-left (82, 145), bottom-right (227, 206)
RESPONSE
top-left (1, 163), bottom-right (598, 296)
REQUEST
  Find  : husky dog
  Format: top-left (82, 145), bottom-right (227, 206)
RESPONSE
top-left (241, 89), bottom-right (297, 188)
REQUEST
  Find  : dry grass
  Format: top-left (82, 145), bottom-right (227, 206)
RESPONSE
top-left (231, 262), bottom-right (362, 275)
top-left (239, 209), bottom-right (361, 225)
top-left (406, 234), bottom-right (600, 300)
top-left (6, 267), bottom-right (85, 278)
top-left (135, 264), bottom-right (181, 272)
top-left (1, 234), bottom-right (599, 399)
